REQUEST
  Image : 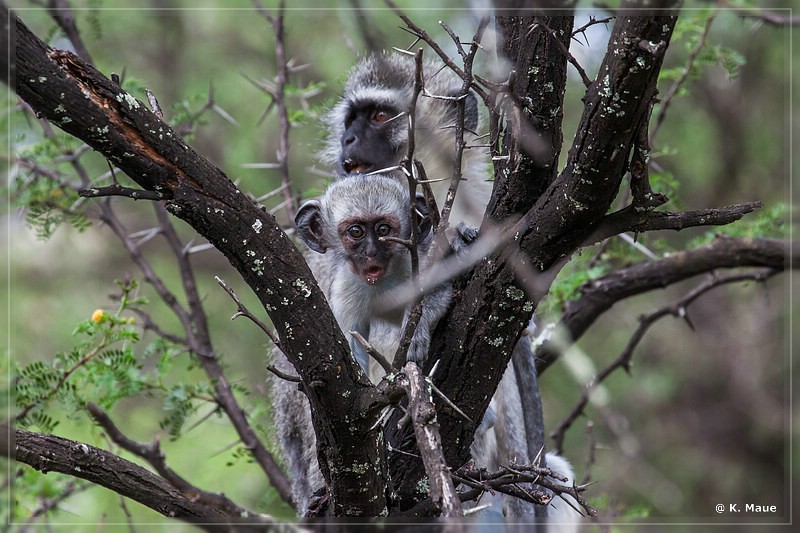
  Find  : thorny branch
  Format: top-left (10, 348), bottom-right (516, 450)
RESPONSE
top-left (398, 362), bottom-right (463, 517)
top-left (216, 276), bottom-right (283, 350)
top-left (572, 16), bottom-right (614, 42)
top-left (393, 48), bottom-right (426, 369)
top-left (387, 0), bottom-right (489, 103)
top-left (535, 236), bottom-right (791, 375)
top-left (550, 267), bottom-right (781, 452)
top-left (543, 20), bottom-right (592, 87)
top-left (586, 202), bottom-right (762, 245)
top-left (253, 0), bottom-right (296, 222)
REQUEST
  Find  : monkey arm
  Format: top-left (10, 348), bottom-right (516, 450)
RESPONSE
top-left (403, 283), bottom-right (452, 364)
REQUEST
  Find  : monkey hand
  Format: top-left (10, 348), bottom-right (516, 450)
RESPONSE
top-left (451, 222), bottom-right (479, 259)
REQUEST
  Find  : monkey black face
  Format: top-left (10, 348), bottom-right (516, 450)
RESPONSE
top-left (338, 215), bottom-right (401, 285)
top-left (340, 102), bottom-right (404, 175)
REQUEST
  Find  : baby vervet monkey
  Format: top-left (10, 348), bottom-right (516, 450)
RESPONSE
top-left (294, 172), bottom-right (450, 371)
top-left (272, 171), bottom-right (449, 512)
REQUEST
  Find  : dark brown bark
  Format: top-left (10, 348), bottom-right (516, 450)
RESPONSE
top-left (487, 16), bottom-right (573, 222)
top-left (11, 424), bottom-right (229, 518)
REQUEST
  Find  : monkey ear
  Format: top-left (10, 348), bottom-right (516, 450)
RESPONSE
top-left (414, 193), bottom-right (433, 240)
top-left (294, 200), bottom-right (328, 254)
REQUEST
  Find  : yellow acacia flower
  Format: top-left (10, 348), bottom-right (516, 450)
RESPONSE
top-left (91, 309), bottom-right (104, 323)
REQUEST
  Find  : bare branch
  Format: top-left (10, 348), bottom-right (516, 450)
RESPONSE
top-left (351, 331), bottom-right (393, 375)
top-left (86, 403), bottom-right (256, 518)
top-left (550, 267), bottom-right (782, 450)
top-left (216, 276), bottom-right (282, 350)
top-left (572, 16), bottom-right (614, 41)
top-left (399, 362), bottom-right (463, 517)
top-left (254, 0), bottom-right (296, 221)
top-left (266, 364), bottom-right (301, 383)
top-left (386, 0), bottom-right (488, 102)
top-left (537, 237), bottom-right (791, 374)
top-left (10, 424), bottom-right (231, 521)
top-left (542, 20), bottom-right (592, 87)
top-left (585, 202), bottom-right (763, 248)
top-left (79, 183), bottom-right (166, 201)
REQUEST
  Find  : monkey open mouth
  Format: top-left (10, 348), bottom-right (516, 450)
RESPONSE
top-left (342, 158), bottom-right (372, 174)
top-left (362, 265), bottom-right (385, 285)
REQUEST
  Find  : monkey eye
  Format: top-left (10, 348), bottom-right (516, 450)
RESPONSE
top-left (372, 109), bottom-right (390, 123)
top-left (347, 225), bottom-right (365, 239)
top-left (375, 223), bottom-right (392, 237)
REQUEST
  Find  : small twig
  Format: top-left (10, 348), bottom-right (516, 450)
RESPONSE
top-left (414, 161), bottom-right (441, 231)
top-left (79, 184), bottom-right (165, 201)
top-left (572, 16), bottom-right (614, 41)
top-left (266, 364), bottom-right (301, 383)
top-left (428, 380), bottom-right (472, 424)
top-left (128, 308), bottom-right (187, 346)
top-left (386, 0), bottom-right (489, 103)
top-left (380, 235), bottom-right (414, 250)
top-left (145, 89), bottom-right (164, 120)
top-left (542, 20), bottom-right (592, 87)
top-left (350, 331), bottom-right (393, 375)
top-left (21, 479), bottom-right (88, 528)
top-left (216, 276), bottom-right (282, 348)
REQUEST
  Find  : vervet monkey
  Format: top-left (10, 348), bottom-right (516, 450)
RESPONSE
top-left (273, 171), bottom-right (449, 513)
top-left (320, 52), bottom-right (493, 228)
top-left (273, 173), bottom-right (580, 528)
top-left (293, 172), bottom-right (450, 370)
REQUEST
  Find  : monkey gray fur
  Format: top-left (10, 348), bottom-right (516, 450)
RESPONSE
top-left (273, 172), bottom-right (448, 512)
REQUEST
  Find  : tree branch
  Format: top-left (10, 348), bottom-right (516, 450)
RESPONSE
top-left (536, 237), bottom-right (793, 374)
top-left (585, 201), bottom-right (763, 245)
top-left (9, 424), bottom-right (229, 520)
top-left (399, 362), bottom-right (462, 517)
top-left (86, 403), bottom-right (256, 518)
top-left (550, 267), bottom-right (782, 451)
